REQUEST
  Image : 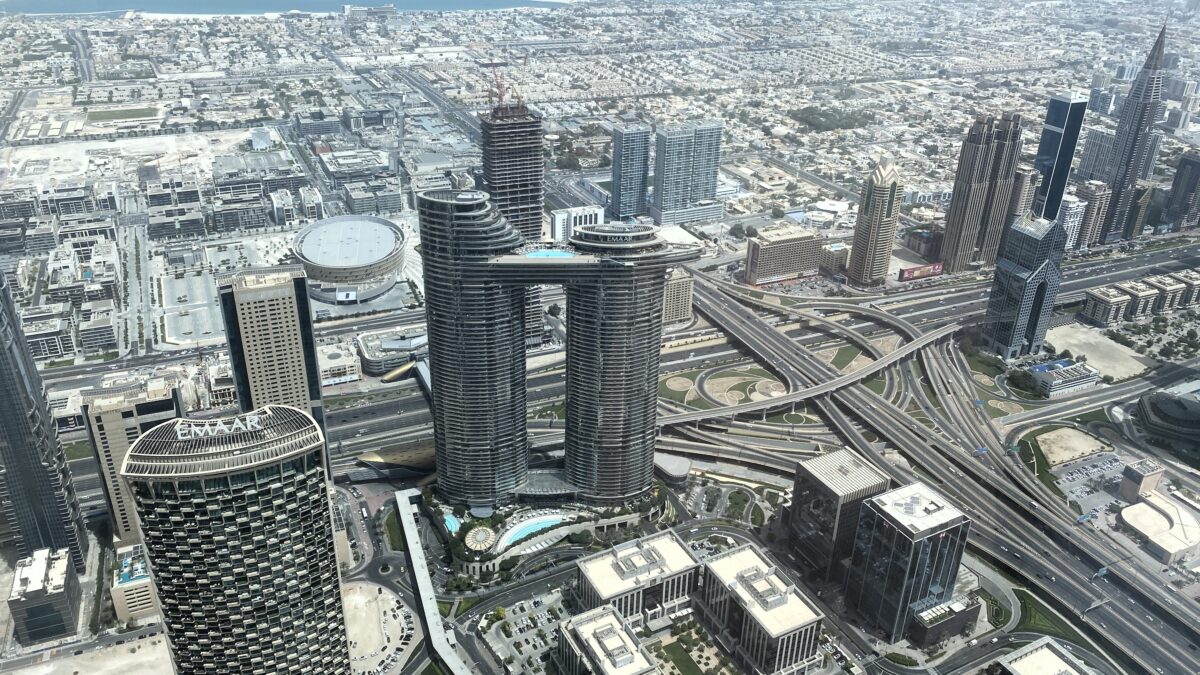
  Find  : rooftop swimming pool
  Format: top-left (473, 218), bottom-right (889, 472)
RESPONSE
top-left (443, 513), bottom-right (462, 535)
top-left (497, 514), bottom-right (564, 550)
top-left (526, 249), bottom-right (575, 258)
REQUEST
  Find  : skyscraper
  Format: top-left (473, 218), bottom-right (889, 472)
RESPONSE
top-left (416, 190), bottom-right (698, 507)
top-left (844, 482), bottom-right (970, 643)
top-left (218, 266), bottom-right (324, 429)
top-left (480, 101), bottom-right (547, 346)
top-left (1006, 164), bottom-right (1041, 225)
top-left (0, 275), bottom-right (87, 572)
top-left (122, 406), bottom-right (350, 674)
top-left (847, 157), bottom-right (902, 286)
top-left (982, 215), bottom-right (1067, 359)
top-left (650, 121), bottom-right (724, 225)
top-left (610, 123), bottom-right (651, 220)
top-left (1032, 93), bottom-right (1088, 221)
top-left (481, 101), bottom-right (545, 239)
top-left (1102, 26), bottom-right (1167, 244)
top-left (1075, 180), bottom-right (1112, 249)
top-left (81, 380), bottom-right (181, 547)
top-left (939, 113), bottom-right (1024, 273)
top-left (1167, 151), bottom-right (1200, 226)
top-left (1057, 193), bottom-right (1087, 250)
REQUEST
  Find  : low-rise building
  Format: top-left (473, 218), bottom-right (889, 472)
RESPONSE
top-left (293, 107), bottom-right (344, 136)
top-left (994, 636), bottom-right (1096, 675)
top-left (554, 605), bottom-right (658, 675)
top-left (318, 343), bottom-right (361, 386)
top-left (110, 544), bottom-right (159, 623)
top-left (820, 241), bottom-right (850, 276)
top-left (300, 186), bottom-right (324, 220)
top-left (78, 315), bottom-right (118, 353)
top-left (696, 544), bottom-right (824, 675)
top-left (574, 531), bottom-right (699, 630)
top-left (1143, 274), bottom-right (1186, 314)
top-left (1120, 490), bottom-right (1200, 564)
top-left (1115, 280), bottom-right (1158, 320)
top-left (210, 198), bottom-right (269, 233)
top-left (1168, 269), bottom-right (1200, 307)
top-left (342, 178), bottom-right (405, 214)
top-left (788, 448), bottom-right (891, 581)
top-left (147, 205), bottom-right (205, 240)
top-left (357, 328), bottom-right (428, 376)
top-left (7, 548), bottom-right (81, 645)
top-left (270, 189), bottom-right (298, 226)
top-left (1081, 286), bottom-right (1131, 327)
top-left (1027, 359), bottom-right (1100, 398)
top-left (1137, 388), bottom-right (1200, 447)
top-left (745, 226), bottom-right (822, 284)
top-left (661, 268), bottom-right (693, 326)
top-left (550, 205), bottom-right (605, 242)
top-left (908, 597), bottom-right (982, 648)
top-left (23, 319), bottom-right (74, 360)
top-left (319, 149), bottom-right (390, 188)
top-left (1119, 458), bottom-right (1165, 502)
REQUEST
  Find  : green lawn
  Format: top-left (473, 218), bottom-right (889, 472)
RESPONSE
top-left (384, 510), bottom-right (406, 552)
top-left (87, 106), bottom-right (159, 122)
top-left (1068, 408), bottom-right (1109, 425)
top-left (965, 351), bottom-right (1006, 378)
top-left (63, 439), bottom-right (94, 461)
top-left (1014, 589), bottom-right (1089, 646)
top-left (1018, 428), bottom-right (1071, 504)
top-left (884, 653), bottom-right (918, 667)
top-left (751, 504), bottom-right (765, 527)
top-left (458, 596), bottom-right (480, 615)
top-left (437, 601), bottom-right (453, 617)
top-left (657, 368), bottom-right (704, 404)
top-left (420, 663), bottom-right (446, 675)
top-left (529, 400), bottom-right (566, 419)
top-left (663, 642), bottom-right (705, 675)
top-left (863, 373), bottom-right (887, 395)
top-left (976, 588), bottom-right (1012, 627)
top-left (831, 346), bottom-right (862, 370)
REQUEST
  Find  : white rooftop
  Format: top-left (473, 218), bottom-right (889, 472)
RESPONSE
top-left (577, 531), bottom-right (698, 601)
top-left (870, 482), bottom-right (966, 536)
top-left (565, 606), bottom-right (657, 675)
top-left (9, 548), bottom-right (70, 602)
top-left (799, 448), bottom-right (890, 498)
top-left (1121, 490), bottom-right (1200, 556)
top-left (704, 545), bottom-right (821, 638)
top-left (999, 636), bottom-right (1094, 675)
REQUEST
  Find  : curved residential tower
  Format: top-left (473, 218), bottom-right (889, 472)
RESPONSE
top-left (122, 406), bottom-right (349, 675)
top-left (416, 190), bottom-right (700, 507)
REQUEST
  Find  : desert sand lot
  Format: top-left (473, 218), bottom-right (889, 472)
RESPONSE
top-left (1046, 324), bottom-right (1156, 379)
top-left (1038, 426), bottom-right (1110, 466)
top-left (10, 637), bottom-right (170, 675)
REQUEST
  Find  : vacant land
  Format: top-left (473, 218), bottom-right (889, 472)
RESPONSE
top-left (1047, 325), bottom-right (1154, 379)
top-left (1038, 427), bottom-right (1109, 466)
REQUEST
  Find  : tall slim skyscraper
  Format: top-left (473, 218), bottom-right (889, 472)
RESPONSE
top-left (480, 101), bottom-right (546, 345)
top-left (81, 380), bottom-right (181, 547)
top-left (1006, 164), bottom-right (1041, 224)
top-left (939, 113), bottom-right (1024, 273)
top-left (1167, 151), bottom-right (1200, 226)
top-left (650, 121), bottom-right (723, 225)
top-left (0, 275), bottom-right (87, 572)
top-left (1102, 26), bottom-right (1167, 244)
top-left (416, 190), bottom-right (698, 507)
top-left (982, 215), bottom-right (1067, 359)
top-left (1032, 93), bottom-right (1088, 221)
top-left (610, 123), bottom-right (650, 220)
top-left (218, 266), bottom-right (324, 429)
top-left (1075, 180), bottom-right (1112, 249)
top-left (122, 406), bottom-right (349, 674)
top-left (844, 482), bottom-right (970, 643)
top-left (1057, 193), bottom-right (1087, 250)
top-left (847, 157), bottom-right (901, 286)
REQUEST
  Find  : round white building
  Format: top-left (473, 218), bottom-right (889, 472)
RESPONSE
top-left (292, 215), bottom-right (406, 304)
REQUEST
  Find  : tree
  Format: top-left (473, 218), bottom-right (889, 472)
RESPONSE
top-left (1058, 349), bottom-right (1073, 360)
top-left (745, 225), bottom-right (759, 238)
top-left (728, 223), bottom-right (745, 239)
top-left (547, 303), bottom-right (562, 318)
top-left (770, 207), bottom-right (785, 218)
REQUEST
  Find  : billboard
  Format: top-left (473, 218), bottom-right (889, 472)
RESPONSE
top-left (898, 262), bottom-right (944, 282)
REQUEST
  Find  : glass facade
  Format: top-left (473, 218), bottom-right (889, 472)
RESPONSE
top-left (983, 217), bottom-right (1068, 358)
top-left (1033, 94), bottom-right (1088, 221)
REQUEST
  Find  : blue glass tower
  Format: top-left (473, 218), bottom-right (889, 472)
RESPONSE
top-left (1032, 93), bottom-right (1088, 221)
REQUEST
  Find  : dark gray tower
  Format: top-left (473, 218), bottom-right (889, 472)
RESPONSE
top-left (417, 191), bottom-right (528, 507)
top-left (939, 113), bottom-right (1024, 272)
top-left (1167, 151), bottom-right (1200, 227)
top-left (983, 215), bottom-right (1068, 359)
top-left (563, 224), bottom-right (690, 504)
top-left (1103, 27), bottom-right (1167, 243)
top-left (0, 275), bottom-right (87, 571)
top-left (482, 102), bottom-right (546, 347)
top-left (1032, 93), bottom-right (1088, 221)
top-left (123, 406), bottom-right (349, 675)
top-left (609, 124), bottom-right (650, 220)
top-left (416, 191), bottom-right (699, 507)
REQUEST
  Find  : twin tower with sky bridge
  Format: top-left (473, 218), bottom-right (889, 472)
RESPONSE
top-left (417, 190), bottom-right (700, 508)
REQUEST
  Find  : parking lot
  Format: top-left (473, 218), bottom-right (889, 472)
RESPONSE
top-left (481, 590), bottom-right (566, 674)
top-left (1053, 452), bottom-right (1123, 509)
top-left (344, 581), bottom-right (419, 675)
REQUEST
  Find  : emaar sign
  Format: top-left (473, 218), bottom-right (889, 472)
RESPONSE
top-left (176, 415), bottom-right (263, 441)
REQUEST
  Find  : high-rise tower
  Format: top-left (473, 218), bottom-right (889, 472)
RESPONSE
top-left (122, 406), bottom-right (349, 675)
top-left (1075, 180), bottom-right (1112, 249)
top-left (939, 114), bottom-right (1024, 273)
top-left (650, 121), bottom-right (723, 225)
top-left (1102, 26), bottom-right (1167, 243)
top-left (481, 101), bottom-right (546, 345)
top-left (610, 124), bottom-right (651, 220)
top-left (982, 215), bottom-right (1067, 358)
top-left (218, 266), bottom-right (324, 429)
top-left (1032, 93), bottom-right (1088, 221)
top-left (1167, 151), bottom-right (1200, 226)
top-left (847, 157), bottom-right (902, 286)
top-left (416, 190), bottom-right (698, 507)
top-left (0, 275), bottom-right (87, 572)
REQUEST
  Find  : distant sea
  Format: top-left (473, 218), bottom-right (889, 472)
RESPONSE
top-left (0, 0), bottom-right (563, 15)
